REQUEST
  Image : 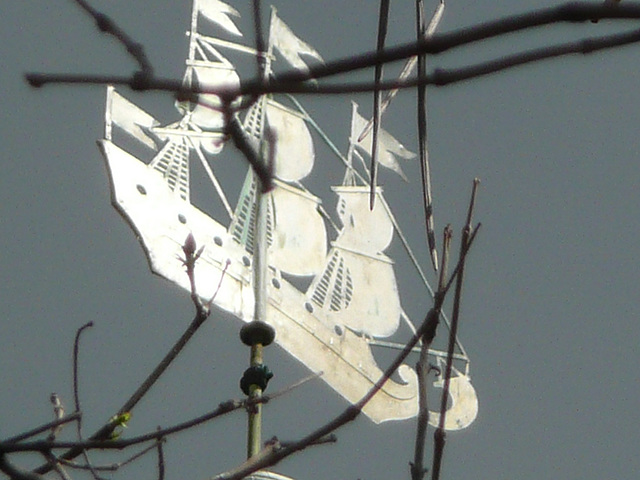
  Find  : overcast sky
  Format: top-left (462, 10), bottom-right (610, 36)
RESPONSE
top-left (2, 1), bottom-right (640, 479)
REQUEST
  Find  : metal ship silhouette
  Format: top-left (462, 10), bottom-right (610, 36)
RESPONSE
top-left (98, 0), bottom-right (477, 428)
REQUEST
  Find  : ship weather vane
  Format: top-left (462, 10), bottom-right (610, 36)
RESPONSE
top-left (99, 0), bottom-right (478, 432)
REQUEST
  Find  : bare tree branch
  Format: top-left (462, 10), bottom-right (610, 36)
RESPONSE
top-left (156, 431), bottom-right (165, 480)
top-left (70, 321), bottom-right (103, 479)
top-left (69, 0), bottom-right (153, 76)
top-left (25, 4), bottom-right (640, 98)
top-left (227, 115), bottom-right (275, 192)
top-left (0, 455), bottom-right (46, 480)
top-left (53, 440), bottom-right (162, 472)
top-left (416, 0), bottom-right (444, 273)
top-left (369, 0), bottom-right (391, 209)
top-left (30, 246), bottom-right (229, 474)
top-left (72, 322), bottom-right (93, 414)
top-left (2, 373), bottom-right (318, 456)
top-left (4, 414), bottom-right (80, 445)
top-left (255, 2), bottom-right (640, 90)
top-left (251, 0), bottom-right (267, 77)
top-left (411, 224), bottom-right (452, 480)
top-left (431, 179), bottom-right (480, 480)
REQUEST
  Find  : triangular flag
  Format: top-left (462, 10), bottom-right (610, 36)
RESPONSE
top-left (351, 103), bottom-right (415, 181)
top-left (198, 0), bottom-right (243, 37)
top-left (107, 87), bottom-right (160, 150)
top-left (270, 10), bottom-right (323, 72)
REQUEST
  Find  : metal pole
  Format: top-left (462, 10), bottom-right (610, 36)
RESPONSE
top-left (247, 343), bottom-right (264, 458)
top-left (247, 181), bottom-right (269, 459)
top-left (243, 3), bottom-right (276, 461)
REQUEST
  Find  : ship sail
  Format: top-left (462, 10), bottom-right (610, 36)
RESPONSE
top-left (308, 186), bottom-right (400, 338)
top-left (266, 98), bottom-right (326, 275)
top-left (187, 65), bottom-right (240, 133)
top-left (269, 182), bottom-right (326, 276)
top-left (266, 100), bottom-right (315, 181)
top-left (229, 99), bottom-right (327, 277)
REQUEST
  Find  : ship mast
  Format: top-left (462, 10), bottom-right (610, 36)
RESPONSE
top-left (243, 2), bottom-right (276, 460)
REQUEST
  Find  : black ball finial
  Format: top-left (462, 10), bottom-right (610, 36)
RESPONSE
top-left (240, 321), bottom-right (276, 346)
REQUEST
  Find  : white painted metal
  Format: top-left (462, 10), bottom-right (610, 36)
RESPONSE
top-left (98, 0), bottom-right (478, 427)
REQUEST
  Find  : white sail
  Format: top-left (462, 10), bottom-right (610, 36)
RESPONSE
top-left (308, 186), bottom-right (401, 337)
top-left (269, 182), bottom-right (326, 276)
top-left (266, 100), bottom-right (315, 182)
top-left (229, 171), bottom-right (327, 277)
top-left (270, 10), bottom-right (323, 72)
top-left (106, 86), bottom-right (159, 150)
top-left (351, 102), bottom-right (416, 181)
top-left (198, 0), bottom-right (243, 37)
top-left (189, 65), bottom-right (240, 130)
top-left (328, 248), bottom-right (401, 338)
top-left (334, 186), bottom-right (394, 253)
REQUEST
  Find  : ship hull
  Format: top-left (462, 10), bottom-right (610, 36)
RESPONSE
top-left (99, 139), bottom-right (419, 423)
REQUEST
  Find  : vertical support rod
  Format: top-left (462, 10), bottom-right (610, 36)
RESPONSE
top-left (245, 2), bottom-right (275, 461)
top-left (254, 179), bottom-right (269, 326)
top-left (247, 182), bottom-right (269, 459)
top-left (247, 343), bottom-right (264, 459)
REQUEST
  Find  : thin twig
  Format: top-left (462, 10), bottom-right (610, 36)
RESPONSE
top-left (369, 0), bottom-right (390, 210)
top-left (69, 0), bottom-right (153, 76)
top-left (431, 179), bottom-right (480, 480)
top-left (43, 452), bottom-right (73, 480)
top-left (4, 373), bottom-right (318, 456)
top-left (247, 3), bottom-right (640, 90)
top-left (417, 0), bottom-right (444, 273)
top-left (25, 5), bottom-right (640, 98)
top-left (358, 0), bottom-right (445, 143)
top-left (411, 223), bottom-right (451, 480)
top-left (227, 114), bottom-right (274, 191)
top-left (279, 434), bottom-right (337, 449)
top-left (4, 413), bottom-right (80, 445)
top-left (252, 24), bottom-right (640, 95)
top-left (252, 0), bottom-right (266, 78)
top-left (156, 430), bottom-right (165, 480)
top-left (0, 455), bottom-right (45, 480)
top-left (73, 322), bottom-right (93, 413)
top-left (71, 321), bottom-right (103, 480)
top-left (32, 249), bottom-right (229, 474)
top-left (48, 440), bottom-right (163, 472)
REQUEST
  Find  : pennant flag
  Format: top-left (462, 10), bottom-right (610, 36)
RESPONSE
top-left (270, 10), bottom-right (323, 72)
top-left (198, 0), bottom-right (243, 37)
top-left (106, 86), bottom-right (159, 150)
top-left (351, 103), bottom-right (415, 181)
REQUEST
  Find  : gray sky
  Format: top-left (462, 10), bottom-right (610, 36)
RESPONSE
top-left (2, 1), bottom-right (640, 479)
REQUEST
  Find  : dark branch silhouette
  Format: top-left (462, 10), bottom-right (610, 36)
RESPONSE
top-left (431, 179), bottom-right (480, 480)
top-left (25, 4), bottom-right (640, 98)
top-left (12, 2), bottom-right (636, 479)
